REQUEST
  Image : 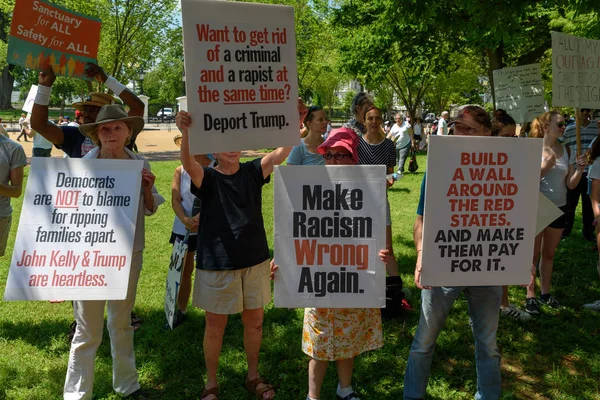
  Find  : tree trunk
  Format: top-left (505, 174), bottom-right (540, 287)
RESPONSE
top-left (486, 43), bottom-right (504, 111)
top-left (0, 65), bottom-right (16, 110)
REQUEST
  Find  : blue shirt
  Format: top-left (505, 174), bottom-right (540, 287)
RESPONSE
top-left (417, 173), bottom-right (426, 216)
top-left (287, 139), bottom-right (325, 166)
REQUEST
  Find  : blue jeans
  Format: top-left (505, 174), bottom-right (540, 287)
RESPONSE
top-left (396, 143), bottom-right (411, 173)
top-left (403, 286), bottom-right (502, 400)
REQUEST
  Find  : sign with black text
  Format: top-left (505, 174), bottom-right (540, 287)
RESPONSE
top-left (493, 64), bottom-right (545, 124)
top-left (273, 166), bottom-right (386, 308)
top-left (4, 158), bottom-right (142, 301)
top-left (181, 0), bottom-right (299, 154)
top-left (421, 136), bottom-right (542, 286)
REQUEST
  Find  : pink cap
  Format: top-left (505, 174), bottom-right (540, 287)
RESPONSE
top-left (317, 128), bottom-right (359, 164)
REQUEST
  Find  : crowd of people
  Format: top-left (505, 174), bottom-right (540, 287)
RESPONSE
top-left (1, 73), bottom-right (600, 400)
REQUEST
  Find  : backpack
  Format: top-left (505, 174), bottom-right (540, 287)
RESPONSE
top-left (408, 147), bottom-right (419, 173)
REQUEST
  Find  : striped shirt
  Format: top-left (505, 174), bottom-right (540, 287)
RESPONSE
top-left (563, 121), bottom-right (598, 172)
top-left (357, 136), bottom-right (396, 170)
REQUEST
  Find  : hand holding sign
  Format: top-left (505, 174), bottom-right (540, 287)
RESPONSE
top-left (84, 62), bottom-right (109, 84)
top-left (38, 64), bottom-right (57, 87)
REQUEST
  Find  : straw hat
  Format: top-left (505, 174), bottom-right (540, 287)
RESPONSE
top-left (79, 104), bottom-right (144, 144)
top-left (72, 92), bottom-right (117, 110)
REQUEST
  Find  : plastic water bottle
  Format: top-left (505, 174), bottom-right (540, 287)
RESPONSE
top-left (386, 173), bottom-right (399, 181)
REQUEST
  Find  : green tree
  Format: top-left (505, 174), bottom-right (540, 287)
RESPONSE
top-left (142, 26), bottom-right (184, 104)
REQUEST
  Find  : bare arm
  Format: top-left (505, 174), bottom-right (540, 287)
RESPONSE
top-left (261, 146), bottom-right (293, 179)
top-left (176, 111), bottom-right (205, 188)
top-left (566, 155), bottom-right (586, 189)
top-left (413, 215), bottom-right (431, 290)
top-left (171, 166), bottom-right (198, 232)
top-left (30, 66), bottom-right (65, 145)
top-left (591, 178), bottom-right (600, 219)
top-left (0, 166), bottom-right (24, 198)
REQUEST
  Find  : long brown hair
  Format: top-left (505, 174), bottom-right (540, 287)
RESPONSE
top-left (530, 111), bottom-right (561, 138)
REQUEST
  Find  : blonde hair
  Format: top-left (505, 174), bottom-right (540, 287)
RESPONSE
top-left (530, 111), bottom-right (561, 138)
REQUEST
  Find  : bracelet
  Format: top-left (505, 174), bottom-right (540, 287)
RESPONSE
top-left (104, 76), bottom-right (127, 96)
top-left (34, 85), bottom-right (52, 106)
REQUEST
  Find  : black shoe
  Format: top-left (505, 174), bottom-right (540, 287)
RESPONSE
top-left (525, 298), bottom-right (542, 315)
top-left (540, 294), bottom-right (561, 308)
top-left (127, 388), bottom-right (149, 399)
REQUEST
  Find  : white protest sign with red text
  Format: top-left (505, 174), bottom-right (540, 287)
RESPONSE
top-left (181, 0), bottom-right (299, 154)
top-left (552, 32), bottom-right (600, 108)
top-left (273, 166), bottom-right (386, 308)
top-left (4, 158), bottom-right (142, 301)
top-left (420, 136), bottom-right (542, 287)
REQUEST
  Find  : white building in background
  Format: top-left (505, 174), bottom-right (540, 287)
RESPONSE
top-left (334, 80), bottom-right (363, 103)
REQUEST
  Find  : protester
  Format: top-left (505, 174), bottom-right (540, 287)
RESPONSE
top-left (16, 114), bottom-right (30, 142)
top-left (437, 111), bottom-right (449, 135)
top-left (68, 110), bottom-right (84, 127)
top-left (0, 133), bottom-right (26, 256)
top-left (525, 111), bottom-right (586, 313)
top-left (412, 117), bottom-right (423, 150)
top-left (63, 104), bottom-right (164, 399)
top-left (31, 63), bottom-right (144, 158)
top-left (168, 136), bottom-right (216, 328)
top-left (271, 127), bottom-right (389, 400)
top-left (492, 113), bottom-right (517, 137)
top-left (32, 63), bottom-right (146, 334)
top-left (562, 108), bottom-right (598, 241)
top-left (404, 105), bottom-right (502, 400)
top-left (388, 113), bottom-right (412, 176)
top-left (23, 115), bottom-right (53, 157)
top-left (343, 92), bottom-right (373, 137)
top-left (287, 106), bottom-right (326, 166)
top-left (583, 137), bottom-right (600, 311)
top-left (175, 101), bottom-right (307, 400)
top-left (0, 119), bottom-right (8, 138)
top-left (358, 107), bottom-right (400, 279)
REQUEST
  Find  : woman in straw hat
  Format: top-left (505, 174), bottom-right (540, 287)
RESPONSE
top-left (63, 104), bottom-right (164, 399)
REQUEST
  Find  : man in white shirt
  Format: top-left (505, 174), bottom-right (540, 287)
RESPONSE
top-left (438, 111), bottom-right (449, 135)
top-left (389, 113), bottom-right (413, 174)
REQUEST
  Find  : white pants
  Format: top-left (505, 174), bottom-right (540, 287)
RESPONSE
top-left (64, 251), bottom-right (143, 399)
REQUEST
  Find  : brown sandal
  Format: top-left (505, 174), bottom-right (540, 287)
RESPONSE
top-left (200, 386), bottom-right (219, 400)
top-left (245, 377), bottom-right (275, 399)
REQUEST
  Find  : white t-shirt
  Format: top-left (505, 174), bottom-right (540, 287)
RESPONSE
top-left (390, 121), bottom-right (412, 148)
top-left (438, 118), bottom-right (448, 135)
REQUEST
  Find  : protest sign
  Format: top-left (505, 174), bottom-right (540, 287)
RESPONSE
top-left (493, 64), bottom-right (545, 124)
top-left (552, 32), bottom-right (600, 108)
top-left (164, 234), bottom-right (187, 330)
top-left (536, 192), bottom-right (563, 236)
top-left (4, 158), bottom-right (142, 301)
top-left (7, 0), bottom-right (101, 78)
top-left (420, 136), bottom-right (542, 287)
top-left (181, 0), bottom-right (299, 154)
top-left (273, 165), bottom-right (386, 308)
top-left (22, 85), bottom-right (38, 114)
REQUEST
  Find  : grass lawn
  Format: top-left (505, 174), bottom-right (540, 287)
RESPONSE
top-left (1, 153), bottom-right (600, 399)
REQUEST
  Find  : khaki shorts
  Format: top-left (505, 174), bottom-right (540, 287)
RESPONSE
top-left (192, 259), bottom-right (271, 314)
top-left (0, 215), bottom-right (12, 257)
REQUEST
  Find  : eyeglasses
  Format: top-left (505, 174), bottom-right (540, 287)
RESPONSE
top-left (323, 153), bottom-right (353, 160)
top-left (556, 122), bottom-right (567, 128)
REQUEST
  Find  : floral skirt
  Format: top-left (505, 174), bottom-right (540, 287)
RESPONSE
top-left (302, 307), bottom-right (383, 361)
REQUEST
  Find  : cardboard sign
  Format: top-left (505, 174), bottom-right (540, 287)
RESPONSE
top-left (273, 165), bottom-right (387, 308)
top-left (7, 0), bottom-right (101, 78)
top-left (4, 158), bottom-right (142, 301)
top-left (493, 64), bottom-right (545, 124)
top-left (164, 234), bottom-right (188, 329)
top-left (552, 32), bottom-right (600, 109)
top-left (420, 136), bottom-right (542, 287)
top-left (22, 85), bottom-right (38, 114)
top-left (181, 0), bottom-right (300, 154)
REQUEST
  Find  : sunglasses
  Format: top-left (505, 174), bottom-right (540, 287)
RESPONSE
top-left (323, 153), bottom-right (352, 160)
top-left (556, 122), bottom-right (567, 128)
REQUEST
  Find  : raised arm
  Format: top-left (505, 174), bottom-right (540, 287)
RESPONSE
top-left (85, 63), bottom-right (144, 117)
top-left (260, 146), bottom-right (294, 178)
top-left (31, 66), bottom-right (65, 145)
top-left (176, 111), bottom-right (205, 188)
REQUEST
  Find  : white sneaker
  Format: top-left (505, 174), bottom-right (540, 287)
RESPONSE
top-left (500, 304), bottom-right (532, 321)
top-left (583, 299), bottom-right (600, 311)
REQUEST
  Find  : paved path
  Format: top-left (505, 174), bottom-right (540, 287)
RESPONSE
top-left (7, 128), bottom-right (267, 161)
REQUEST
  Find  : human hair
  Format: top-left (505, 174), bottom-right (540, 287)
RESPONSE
top-left (530, 111), bottom-right (561, 138)
top-left (491, 113), bottom-right (516, 136)
top-left (91, 120), bottom-right (133, 147)
top-left (363, 106), bottom-right (382, 121)
top-left (351, 92), bottom-right (373, 115)
top-left (304, 105), bottom-right (323, 125)
top-left (458, 105), bottom-right (492, 129)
